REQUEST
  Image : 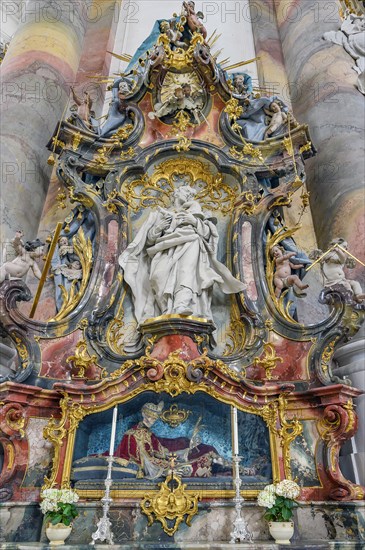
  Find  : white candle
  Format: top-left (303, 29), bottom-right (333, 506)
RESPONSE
top-left (109, 405), bottom-right (118, 456)
top-left (231, 406), bottom-right (239, 456)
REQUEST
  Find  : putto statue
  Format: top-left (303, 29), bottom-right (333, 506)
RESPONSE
top-left (0, 231), bottom-right (44, 284)
top-left (119, 185), bottom-right (245, 323)
top-left (323, 13), bottom-right (365, 95)
top-left (271, 245), bottom-right (309, 298)
top-left (310, 238), bottom-right (365, 303)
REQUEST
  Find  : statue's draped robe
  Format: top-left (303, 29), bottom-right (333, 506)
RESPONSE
top-left (119, 206), bottom-right (245, 322)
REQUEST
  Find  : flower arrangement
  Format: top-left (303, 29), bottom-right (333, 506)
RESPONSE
top-left (257, 479), bottom-right (300, 522)
top-left (40, 488), bottom-right (79, 526)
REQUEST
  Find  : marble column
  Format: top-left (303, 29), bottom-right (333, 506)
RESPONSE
top-left (0, 0), bottom-right (91, 250)
top-left (250, 0), bottom-right (291, 103)
top-left (274, 2), bottom-right (365, 483)
top-left (274, 0), bottom-right (365, 264)
top-left (333, 325), bottom-right (365, 486)
top-left (250, 0), bottom-right (319, 252)
top-left (73, 0), bottom-right (119, 116)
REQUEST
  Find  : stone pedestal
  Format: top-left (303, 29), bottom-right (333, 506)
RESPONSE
top-left (0, 501), bottom-right (364, 545)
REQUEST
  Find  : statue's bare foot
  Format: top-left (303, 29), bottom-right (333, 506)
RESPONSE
top-left (355, 294), bottom-right (365, 303)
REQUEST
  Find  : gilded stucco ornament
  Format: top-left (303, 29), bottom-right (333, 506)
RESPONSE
top-left (66, 339), bottom-right (106, 379)
top-left (49, 227), bottom-right (93, 322)
top-left (121, 157), bottom-right (239, 214)
top-left (253, 343), bottom-right (283, 380)
top-left (160, 404), bottom-right (191, 428)
top-left (43, 393), bottom-right (94, 490)
top-left (141, 471), bottom-right (201, 536)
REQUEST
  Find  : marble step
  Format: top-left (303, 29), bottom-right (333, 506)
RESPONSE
top-left (0, 541), bottom-right (364, 550)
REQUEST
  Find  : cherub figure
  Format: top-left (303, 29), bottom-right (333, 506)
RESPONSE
top-left (264, 101), bottom-right (288, 139)
top-left (148, 87), bottom-right (185, 119)
top-left (0, 232), bottom-right (44, 284)
top-left (182, 1), bottom-right (207, 39)
top-left (57, 259), bottom-right (83, 282)
top-left (271, 245), bottom-right (309, 298)
top-left (160, 19), bottom-right (186, 49)
top-left (310, 238), bottom-right (365, 303)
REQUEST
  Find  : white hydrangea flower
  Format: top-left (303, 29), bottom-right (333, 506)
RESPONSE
top-left (275, 479), bottom-right (300, 499)
top-left (40, 488), bottom-right (79, 515)
top-left (257, 488), bottom-right (276, 508)
top-left (264, 483), bottom-right (276, 495)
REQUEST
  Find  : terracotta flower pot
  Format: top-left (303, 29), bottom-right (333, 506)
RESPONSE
top-left (268, 521), bottom-right (294, 544)
top-left (45, 523), bottom-right (72, 547)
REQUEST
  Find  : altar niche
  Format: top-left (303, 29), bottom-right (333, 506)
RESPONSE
top-left (70, 392), bottom-right (272, 498)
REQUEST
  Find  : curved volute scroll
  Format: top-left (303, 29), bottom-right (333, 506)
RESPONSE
top-left (0, 402), bottom-right (28, 501)
top-left (317, 401), bottom-right (365, 501)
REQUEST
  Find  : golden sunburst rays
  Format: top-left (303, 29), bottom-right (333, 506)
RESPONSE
top-left (159, 72), bottom-right (203, 104)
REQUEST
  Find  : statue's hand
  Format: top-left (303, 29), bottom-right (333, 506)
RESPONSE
top-left (177, 212), bottom-right (197, 227)
top-left (155, 215), bottom-right (172, 232)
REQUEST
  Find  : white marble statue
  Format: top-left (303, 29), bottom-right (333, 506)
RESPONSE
top-left (323, 13), bottom-right (365, 95)
top-left (0, 232), bottom-right (44, 284)
top-left (119, 185), bottom-right (245, 323)
top-left (310, 238), bottom-right (365, 303)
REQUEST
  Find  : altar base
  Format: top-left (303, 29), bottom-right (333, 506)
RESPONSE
top-left (1, 502), bottom-right (364, 547)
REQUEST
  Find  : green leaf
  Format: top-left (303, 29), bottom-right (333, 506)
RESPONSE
top-left (63, 518), bottom-right (71, 526)
top-left (282, 507), bottom-right (292, 521)
top-left (63, 504), bottom-right (71, 515)
top-left (51, 514), bottom-right (63, 525)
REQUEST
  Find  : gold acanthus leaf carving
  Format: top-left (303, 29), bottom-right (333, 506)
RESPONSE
top-left (277, 394), bottom-right (303, 480)
top-left (253, 343), bottom-right (283, 380)
top-left (14, 337), bottom-right (29, 369)
top-left (157, 30), bottom-right (205, 71)
top-left (66, 339), bottom-right (100, 378)
top-left (223, 298), bottom-right (247, 359)
top-left (141, 471), bottom-right (201, 536)
top-left (42, 393), bottom-right (92, 490)
top-left (109, 349), bottom-right (241, 396)
top-left (321, 337), bottom-right (340, 374)
top-left (120, 157), bottom-right (239, 214)
top-left (49, 227), bottom-right (93, 322)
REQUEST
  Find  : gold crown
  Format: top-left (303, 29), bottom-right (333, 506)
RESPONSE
top-left (160, 404), bottom-right (191, 428)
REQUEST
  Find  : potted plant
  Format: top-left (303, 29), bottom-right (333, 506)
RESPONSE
top-left (257, 479), bottom-right (300, 545)
top-left (40, 488), bottom-right (79, 547)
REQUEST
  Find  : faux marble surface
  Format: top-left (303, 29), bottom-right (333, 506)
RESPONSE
top-left (0, 542), bottom-right (364, 549)
top-left (275, 0), bottom-right (365, 277)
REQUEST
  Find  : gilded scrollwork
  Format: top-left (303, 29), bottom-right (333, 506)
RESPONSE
top-left (42, 393), bottom-right (93, 490)
top-left (120, 157), bottom-right (239, 214)
top-left (66, 339), bottom-right (105, 379)
top-left (223, 299), bottom-right (247, 358)
top-left (276, 394), bottom-right (303, 480)
top-left (50, 227), bottom-right (93, 322)
top-left (141, 471), bottom-right (201, 536)
top-left (253, 343), bottom-right (283, 380)
top-left (4, 404), bottom-right (26, 438)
